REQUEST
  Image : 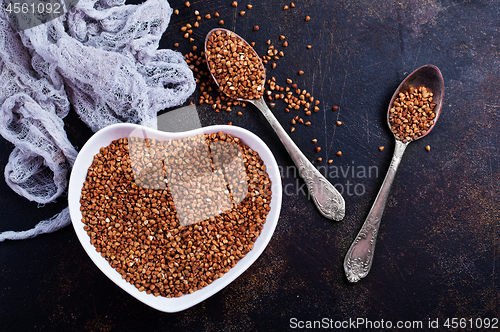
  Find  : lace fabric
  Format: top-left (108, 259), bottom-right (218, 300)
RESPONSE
top-left (0, 0), bottom-right (196, 241)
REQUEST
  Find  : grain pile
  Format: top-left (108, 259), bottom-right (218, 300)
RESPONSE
top-left (389, 85), bottom-right (436, 143)
top-left (80, 132), bottom-right (272, 297)
top-left (205, 29), bottom-right (265, 100)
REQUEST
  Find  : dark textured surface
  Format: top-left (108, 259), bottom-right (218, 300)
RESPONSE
top-left (1, 0), bottom-right (500, 331)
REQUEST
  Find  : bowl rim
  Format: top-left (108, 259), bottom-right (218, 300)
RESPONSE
top-left (68, 123), bottom-right (282, 312)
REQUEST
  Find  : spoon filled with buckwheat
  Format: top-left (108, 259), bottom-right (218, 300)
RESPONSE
top-left (344, 65), bottom-right (444, 283)
top-left (204, 28), bottom-right (345, 221)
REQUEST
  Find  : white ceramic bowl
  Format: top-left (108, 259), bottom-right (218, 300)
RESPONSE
top-left (68, 123), bottom-right (282, 312)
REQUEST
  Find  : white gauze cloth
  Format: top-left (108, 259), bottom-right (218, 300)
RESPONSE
top-left (0, 0), bottom-right (196, 241)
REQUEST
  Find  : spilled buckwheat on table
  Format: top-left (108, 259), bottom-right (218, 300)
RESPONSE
top-left (80, 132), bottom-right (272, 297)
top-left (171, 1), bottom-right (344, 162)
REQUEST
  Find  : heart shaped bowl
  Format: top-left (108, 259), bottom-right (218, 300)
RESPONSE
top-left (68, 123), bottom-right (282, 312)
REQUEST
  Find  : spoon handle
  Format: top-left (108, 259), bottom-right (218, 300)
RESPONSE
top-left (252, 97), bottom-right (345, 221)
top-left (344, 139), bottom-right (409, 282)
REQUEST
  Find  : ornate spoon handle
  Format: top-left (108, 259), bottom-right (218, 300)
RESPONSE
top-left (252, 97), bottom-right (345, 221)
top-left (344, 139), bottom-right (409, 282)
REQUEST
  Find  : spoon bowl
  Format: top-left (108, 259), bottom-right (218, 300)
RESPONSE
top-left (204, 28), bottom-right (345, 221)
top-left (387, 65), bottom-right (444, 140)
top-left (344, 65), bottom-right (444, 282)
top-left (204, 28), bottom-right (266, 103)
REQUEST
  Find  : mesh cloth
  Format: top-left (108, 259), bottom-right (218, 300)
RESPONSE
top-left (0, 0), bottom-right (196, 241)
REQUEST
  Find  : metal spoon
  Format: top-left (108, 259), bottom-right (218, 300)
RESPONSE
top-left (204, 28), bottom-right (345, 221)
top-left (343, 65), bottom-right (444, 282)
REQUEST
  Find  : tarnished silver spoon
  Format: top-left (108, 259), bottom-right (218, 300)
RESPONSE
top-left (204, 28), bottom-right (345, 221)
top-left (344, 65), bottom-right (444, 282)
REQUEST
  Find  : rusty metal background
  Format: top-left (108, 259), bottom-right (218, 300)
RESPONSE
top-left (1, 0), bottom-right (499, 330)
